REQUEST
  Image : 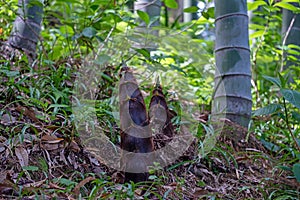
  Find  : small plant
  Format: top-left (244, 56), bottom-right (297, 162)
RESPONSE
top-left (253, 73), bottom-right (300, 183)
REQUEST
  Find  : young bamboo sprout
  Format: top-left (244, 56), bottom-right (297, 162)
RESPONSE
top-left (149, 77), bottom-right (174, 139)
top-left (119, 66), bottom-right (154, 183)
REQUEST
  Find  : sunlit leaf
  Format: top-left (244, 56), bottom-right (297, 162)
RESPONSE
top-left (60, 25), bottom-right (74, 36)
top-left (250, 30), bottom-right (265, 39)
top-left (202, 11), bottom-right (209, 19)
top-left (282, 0), bottom-right (300, 2)
top-left (183, 6), bottom-right (199, 13)
top-left (134, 48), bottom-right (151, 58)
top-left (274, 2), bottom-right (299, 12)
top-left (165, 0), bottom-right (178, 9)
top-left (137, 10), bottom-right (150, 25)
top-left (48, 104), bottom-right (70, 109)
top-left (206, 7), bottom-right (215, 18)
top-left (249, 24), bottom-right (266, 30)
top-left (287, 44), bottom-right (300, 51)
top-left (247, 1), bottom-right (267, 11)
top-left (56, 0), bottom-right (81, 3)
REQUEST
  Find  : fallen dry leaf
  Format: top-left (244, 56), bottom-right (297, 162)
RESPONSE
top-left (41, 135), bottom-right (64, 143)
top-left (15, 146), bottom-right (28, 167)
top-left (0, 179), bottom-right (16, 195)
top-left (0, 170), bottom-right (8, 183)
top-left (16, 105), bottom-right (40, 123)
top-left (40, 135), bottom-right (65, 151)
top-left (0, 113), bottom-right (16, 125)
top-left (72, 176), bottom-right (95, 197)
top-left (68, 140), bottom-right (80, 152)
top-left (40, 142), bottom-right (60, 151)
top-left (0, 143), bottom-right (6, 153)
top-left (49, 182), bottom-right (65, 190)
top-left (193, 188), bottom-right (209, 198)
top-left (23, 179), bottom-right (46, 188)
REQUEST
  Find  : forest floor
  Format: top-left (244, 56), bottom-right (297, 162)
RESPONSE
top-left (0, 105), bottom-right (299, 199)
top-left (0, 48), bottom-right (299, 199)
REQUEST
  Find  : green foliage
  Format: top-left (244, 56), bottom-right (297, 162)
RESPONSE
top-left (253, 73), bottom-right (300, 183)
top-left (1, 0), bottom-right (300, 198)
top-left (249, 1), bottom-right (300, 186)
top-left (292, 163), bottom-right (300, 182)
top-left (164, 0), bottom-right (178, 9)
top-left (183, 6), bottom-right (199, 13)
top-left (137, 10), bottom-right (150, 25)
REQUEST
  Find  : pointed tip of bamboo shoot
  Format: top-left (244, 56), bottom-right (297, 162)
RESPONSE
top-left (121, 65), bottom-right (130, 72)
top-left (155, 76), bottom-right (160, 88)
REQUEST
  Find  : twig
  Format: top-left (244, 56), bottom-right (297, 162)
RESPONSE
top-left (280, 15), bottom-right (296, 72)
top-left (283, 97), bottom-right (300, 152)
top-left (133, 0), bottom-right (160, 11)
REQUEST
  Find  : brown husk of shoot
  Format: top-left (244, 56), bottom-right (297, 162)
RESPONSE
top-left (119, 66), bottom-right (154, 183)
top-left (149, 78), bottom-right (175, 149)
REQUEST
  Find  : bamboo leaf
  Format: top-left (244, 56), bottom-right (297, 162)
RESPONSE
top-left (278, 73), bottom-right (287, 88)
top-left (82, 27), bottom-right (97, 38)
top-left (149, 16), bottom-right (160, 27)
top-left (247, 1), bottom-right (267, 11)
top-left (274, 2), bottom-right (299, 12)
top-left (281, 89), bottom-right (300, 109)
top-left (56, 178), bottom-right (77, 186)
top-left (170, 64), bottom-right (187, 76)
top-left (292, 163), bottom-right (300, 183)
top-left (183, 6), bottom-right (199, 13)
top-left (134, 48), bottom-right (151, 58)
top-left (262, 75), bottom-right (282, 88)
top-left (260, 138), bottom-right (280, 152)
top-left (22, 165), bottom-right (39, 171)
top-left (282, 0), bottom-right (300, 2)
top-left (206, 7), bottom-right (215, 18)
top-left (95, 54), bottom-right (111, 65)
top-left (252, 104), bottom-right (283, 116)
top-left (249, 24), bottom-right (266, 30)
top-left (60, 25), bottom-right (74, 36)
top-left (137, 10), bottom-right (150, 25)
top-left (165, 0), bottom-right (178, 9)
top-left (250, 30), bottom-right (265, 39)
top-left (48, 104), bottom-right (69, 109)
top-left (292, 111), bottom-right (300, 123)
top-left (0, 70), bottom-right (19, 77)
top-left (292, 111), bottom-right (300, 122)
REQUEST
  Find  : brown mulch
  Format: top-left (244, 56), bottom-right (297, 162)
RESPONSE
top-left (1, 103), bottom-right (299, 199)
